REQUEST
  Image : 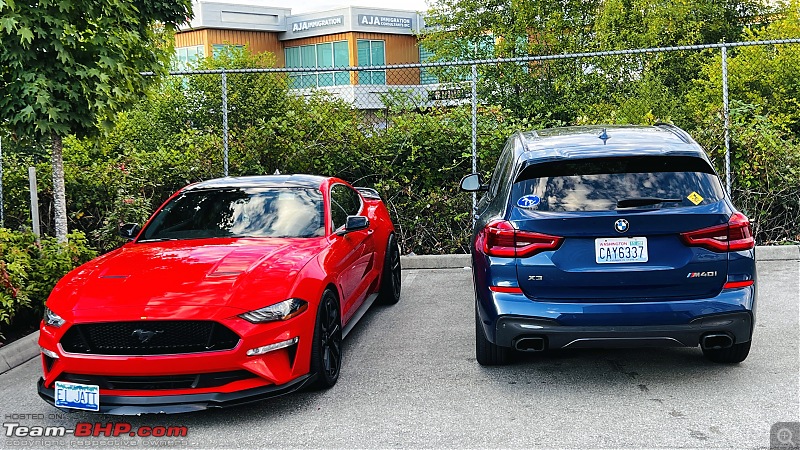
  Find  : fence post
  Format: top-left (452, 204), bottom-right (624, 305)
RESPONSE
top-left (471, 64), bottom-right (478, 224)
top-left (721, 45), bottom-right (731, 196)
top-left (28, 167), bottom-right (40, 242)
top-left (221, 69), bottom-right (229, 177)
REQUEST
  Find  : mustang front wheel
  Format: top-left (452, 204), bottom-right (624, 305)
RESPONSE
top-left (310, 289), bottom-right (342, 389)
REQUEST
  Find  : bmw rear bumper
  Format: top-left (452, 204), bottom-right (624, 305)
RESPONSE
top-left (37, 374), bottom-right (313, 415)
top-left (477, 284), bottom-right (756, 350)
top-left (494, 312), bottom-right (752, 350)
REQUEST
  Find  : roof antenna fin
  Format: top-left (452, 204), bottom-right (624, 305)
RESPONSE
top-left (599, 128), bottom-right (609, 144)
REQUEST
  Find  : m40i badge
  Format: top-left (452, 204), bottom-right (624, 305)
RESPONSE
top-left (687, 271), bottom-right (717, 278)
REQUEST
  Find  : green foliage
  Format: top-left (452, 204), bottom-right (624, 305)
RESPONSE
top-left (421, 0), bottom-right (767, 126)
top-left (0, 229), bottom-right (96, 329)
top-left (728, 103), bottom-right (800, 242)
top-left (595, 0), bottom-right (764, 49)
top-left (374, 105), bottom-right (526, 253)
top-left (0, 0), bottom-right (193, 242)
top-left (0, 0), bottom-right (192, 141)
top-left (422, 0), bottom-right (603, 123)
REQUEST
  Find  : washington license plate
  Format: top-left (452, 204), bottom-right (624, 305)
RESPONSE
top-left (55, 381), bottom-right (99, 411)
top-left (595, 237), bottom-right (648, 264)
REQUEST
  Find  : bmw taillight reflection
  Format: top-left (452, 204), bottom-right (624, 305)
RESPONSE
top-left (477, 219), bottom-right (563, 258)
top-left (680, 212), bottom-right (754, 252)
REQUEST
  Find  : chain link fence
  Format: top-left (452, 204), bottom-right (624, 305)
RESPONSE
top-left (150, 39), bottom-right (799, 251)
top-left (3, 39), bottom-right (799, 253)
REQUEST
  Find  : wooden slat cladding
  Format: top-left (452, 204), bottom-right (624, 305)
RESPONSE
top-left (175, 30), bottom-right (208, 49)
top-left (281, 32), bottom-right (353, 47)
top-left (176, 30), bottom-right (284, 66)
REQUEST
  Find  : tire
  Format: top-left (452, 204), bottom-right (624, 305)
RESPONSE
top-left (377, 233), bottom-right (401, 305)
top-left (702, 340), bottom-right (751, 363)
top-left (309, 289), bottom-right (343, 389)
top-left (475, 307), bottom-right (511, 366)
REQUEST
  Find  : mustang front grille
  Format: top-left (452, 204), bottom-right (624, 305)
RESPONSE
top-left (60, 320), bottom-right (240, 355)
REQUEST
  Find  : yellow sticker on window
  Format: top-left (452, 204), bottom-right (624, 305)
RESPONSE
top-left (687, 192), bottom-right (704, 205)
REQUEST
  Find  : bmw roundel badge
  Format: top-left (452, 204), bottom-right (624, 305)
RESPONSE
top-left (614, 219), bottom-right (629, 233)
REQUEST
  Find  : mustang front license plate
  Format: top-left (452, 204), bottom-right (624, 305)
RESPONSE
top-left (55, 381), bottom-right (100, 411)
top-left (595, 237), bottom-right (648, 264)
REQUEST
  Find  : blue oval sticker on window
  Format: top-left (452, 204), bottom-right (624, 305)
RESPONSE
top-left (517, 195), bottom-right (541, 208)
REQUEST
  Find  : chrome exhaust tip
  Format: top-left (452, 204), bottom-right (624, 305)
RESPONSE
top-left (514, 337), bottom-right (546, 352)
top-left (701, 333), bottom-right (733, 350)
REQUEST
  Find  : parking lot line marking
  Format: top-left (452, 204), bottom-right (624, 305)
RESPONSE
top-left (404, 270), bottom-right (418, 289)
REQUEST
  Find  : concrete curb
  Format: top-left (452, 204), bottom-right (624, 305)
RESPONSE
top-left (756, 245), bottom-right (800, 261)
top-left (1, 245), bottom-right (795, 375)
top-left (0, 330), bottom-right (38, 374)
top-left (401, 254), bottom-right (471, 269)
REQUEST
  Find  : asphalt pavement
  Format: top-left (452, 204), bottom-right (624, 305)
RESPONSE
top-left (0, 259), bottom-right (797, 449)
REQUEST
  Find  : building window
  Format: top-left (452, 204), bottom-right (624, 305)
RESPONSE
top-left (357, 39), bottom-right (385, 85)
top-left (212, 44), bottom-right (244, 58)
top-left (285, 41), bottom-right (349, 88)
top-left (174, 45), bottom-right (205, 70)
top-left (419, 46), bottom-right (438, 85)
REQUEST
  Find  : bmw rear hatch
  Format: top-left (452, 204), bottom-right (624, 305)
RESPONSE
top-left (503, 155), bottom-right (751, 301)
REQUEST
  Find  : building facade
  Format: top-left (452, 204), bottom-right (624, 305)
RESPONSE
top-left (175, 2), bottom-right (427, 85)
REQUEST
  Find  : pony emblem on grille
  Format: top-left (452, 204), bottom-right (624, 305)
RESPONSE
top-left (131, 329), bottom-right (164, 344)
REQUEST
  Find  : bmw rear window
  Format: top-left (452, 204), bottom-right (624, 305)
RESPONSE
top-left (512, 156), bottom-right (724, 212)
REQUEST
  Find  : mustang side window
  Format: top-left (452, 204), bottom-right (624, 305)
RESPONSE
top-left (330, 184), bottom-right (362, 232)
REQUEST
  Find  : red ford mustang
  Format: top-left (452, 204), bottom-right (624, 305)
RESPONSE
top-left (38, 175), bottom-right (401, 414)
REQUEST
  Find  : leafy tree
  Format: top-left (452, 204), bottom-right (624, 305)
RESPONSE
top-left (421, 0), bottom-right (772, 125)
top-left (421, 0), bottom-right (602, 124)
top-left (0, 0), bottom-right (192, 242)
top-left (595, 0), bottom-right (766, 49)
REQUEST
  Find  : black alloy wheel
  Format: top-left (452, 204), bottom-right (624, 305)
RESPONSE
top-left (378, 233), bottom-right (401, 305)
top-left (310, 289), bottom-right (342, 389)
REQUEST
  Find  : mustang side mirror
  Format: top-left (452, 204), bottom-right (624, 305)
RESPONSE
top-left (460, 173), bottom-right (488, 192)
top-left (338, 216), bottom-right (369, 235)
top-left (119, 223), bottom-right (141, 240)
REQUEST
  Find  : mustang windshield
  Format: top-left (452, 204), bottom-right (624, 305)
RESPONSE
top-left (140, 187), bottom-right (325, 240)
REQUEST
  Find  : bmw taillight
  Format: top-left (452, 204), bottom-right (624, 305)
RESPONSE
top-left (680, 212), bottom-right (754, 252)
top-left (478, 219), bottom-right (563, 258)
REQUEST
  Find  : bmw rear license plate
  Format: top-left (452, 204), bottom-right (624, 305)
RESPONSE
top-left (55, 381), bottom-right (99, 411)
top-left (595, 237), bottom-right (648, 264)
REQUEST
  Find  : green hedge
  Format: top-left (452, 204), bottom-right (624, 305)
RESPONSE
top-left (0, 229), bottom-right (96, 336)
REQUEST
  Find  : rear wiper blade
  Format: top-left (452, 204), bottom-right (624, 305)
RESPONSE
top-left (616, 197), bottom-right (683, 208)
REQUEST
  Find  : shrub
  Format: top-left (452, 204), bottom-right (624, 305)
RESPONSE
top-left (0, 230), bottom-right (96, 335)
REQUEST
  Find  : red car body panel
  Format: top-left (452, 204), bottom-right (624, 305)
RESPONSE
top-left (38, 175), bottom-right (396, 413)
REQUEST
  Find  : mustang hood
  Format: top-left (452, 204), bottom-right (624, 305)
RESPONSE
top-left (50, 238), bottom-right (326, 314)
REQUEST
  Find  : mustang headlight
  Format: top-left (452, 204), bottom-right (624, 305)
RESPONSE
top-left (44, 307), bottom-right (65, 327)
top-left (239, 299), bottom-right (308, 323)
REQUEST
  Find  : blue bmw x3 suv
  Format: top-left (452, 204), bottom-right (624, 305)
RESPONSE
top-left (461, 125), bottom-right (756, 365)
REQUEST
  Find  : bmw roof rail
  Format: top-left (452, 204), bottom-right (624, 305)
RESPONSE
top-left (516, 130), bottom-right (532, 153)
top-left (654, 123), bottom-right (693, 144)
